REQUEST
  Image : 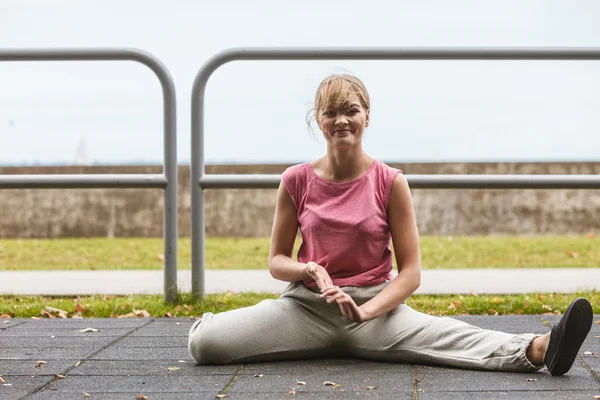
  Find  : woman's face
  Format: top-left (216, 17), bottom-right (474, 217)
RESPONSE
top-left (317, 95), bottom-right (369, 149)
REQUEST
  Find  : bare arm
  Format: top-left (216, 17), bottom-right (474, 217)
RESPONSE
top-left (268, 182), bottom-right (310, 282)
top-left (359, 174), bottom-right (422, 320)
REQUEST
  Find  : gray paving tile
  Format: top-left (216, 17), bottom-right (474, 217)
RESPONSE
top-left (229, 373), bottom-right (413, 393)
top-left (0, 360), bottom-right (79, 376)
top-left (67, 360), bottom-right (237, 376)
top-left (415, 365), bottom-right (599, 391)
top-left (28, 393), bottom-right (218, 400)
top-left (0, 376), bottom-right (51, 399)
top-left (1, 347), bottom-right (97, 360)
top-left (242, 359), bottom-right (411, 375)
top-left (12, 319), bottom-right (149, 328)
top-left (581, 355), bottom-right (600, 373)
top-left (112, 336), bottom-right (187, 347)
top-left (0, 328), bottom-right (133, 337)
top-left (225, 391), bottom-right (412, 399)
top-left (128, 323), bottom-right (192, 337)
top-left (0, 335), bottom-right (117, 348)
top-left (43, 375), bottom-right (231, 393)
top-left (452, 315), bottom-right (549, 334)
top-left (91, 346), bottom-right (193, 361)
top-left (418, 390), bottom-right (600, 400)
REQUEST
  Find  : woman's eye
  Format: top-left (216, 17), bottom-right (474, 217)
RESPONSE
top-left (324, 111), bottom-right (336, 117)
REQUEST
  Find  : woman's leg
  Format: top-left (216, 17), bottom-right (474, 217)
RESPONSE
top-left (188, 282), bottom-right (341, 365)
top-left (346, 303), bottom-right (542, 372)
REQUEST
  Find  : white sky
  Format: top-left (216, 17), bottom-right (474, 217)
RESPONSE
top-left (1, 0), bottom-right (599, 165)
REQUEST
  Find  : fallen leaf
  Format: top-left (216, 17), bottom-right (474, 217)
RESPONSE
top-left (491, 297), bottom-right (501, 304)
top-left (595, 320), bottom-right (600, 325)
top-left (216, 395), bottom-right (228, 399)
top-left (584, 351), bottom-right (594, 355)
top-left (135, 309), bottom-right (151, 318)
top-left (469, 291), bottom-right (479, 297)
top-left (365, 386), bottom-right (376, 390)
top-left (526, 378), bottom-right (537, 382)
top-left (83, 393), bottom-right (90, 398)
top-left (44, 306), bottom-right (68, 319)
top-left (415, 378), bottom-right (421, 383)
top-left (156, 253), bottom-right (164, 261)
top-left (541, 304), bottom-right (552, 311)
top-left (30, 317), bottom-right (40, 320)
top-left (333, 384), bottom-right (341, 389)
top-left (2, 320), bottom-right (10, 323)
top-left (178, 360), bottom-right (186, 363)
top-left (595, 336), bottom-right (600, 339)
top-left (2, 383), bottom-right (12, 387)
top-left (296, 380), bottom-right (306, 385)
top-left (75, 303), bottom-right (87, 313)
top-left (0, 377), bottom-right (4, 383)
top-left (566, 250), bottom-right (578, 258)
top-left (288, 387), bottom-right (296, 395)
top-left (323, 381), bottom-right (336, 386)
top-left (167, 366), bottom-right (181, 371)
top-left (593, 396), bottom-right (600, 400)
top-left (50, 336), bottom-right (56, 339)
top-left (164, 312), bottom-right (172, 318)
top-left (586, 232), bottom-right (596, 239)
top-left (79, 328), bottom-right (102, 333)
top-left (0, 313), bottom-right (13, 318)
top-left (184, 305), bottom-right (193, 312)
top-left (117, 312), bottom-right (137, 319)
top-left (35, 361), bottom-right (47, 368)
top-left (254, 374), bottom-right (263, 378)
top-left (54, 374), bottom-right (65, 379)
top-left (74, 361), bottom-right (81, 367)
top-left (136, 396), bottom-right (148, 400)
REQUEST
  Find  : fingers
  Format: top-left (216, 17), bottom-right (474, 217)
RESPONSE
top-left (320, 287), bottom-right (350, 304)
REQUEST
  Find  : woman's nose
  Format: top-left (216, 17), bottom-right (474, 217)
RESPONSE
top-left (334, 114), bottom-right (348, 125)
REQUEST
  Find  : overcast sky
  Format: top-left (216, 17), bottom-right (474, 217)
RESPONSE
top-left (1, 0), bottom-right (599, 165)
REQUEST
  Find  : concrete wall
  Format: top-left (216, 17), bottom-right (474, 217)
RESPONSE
top-left (0, 162), bottom-right (598, 238)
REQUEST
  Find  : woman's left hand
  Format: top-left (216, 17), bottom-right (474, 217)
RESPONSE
top-left (320, 286), bottom-right (368, 322)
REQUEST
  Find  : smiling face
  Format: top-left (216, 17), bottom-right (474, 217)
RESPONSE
top-left (318, 97), bottom-right (369, 148)
top-left (314, 75), bottom-right (371, 149)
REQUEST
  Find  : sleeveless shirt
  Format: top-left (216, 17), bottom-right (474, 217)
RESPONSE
top-left (281, 159), bottom-right (401, 289)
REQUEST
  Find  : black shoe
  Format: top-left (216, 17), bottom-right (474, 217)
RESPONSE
top-left (544, 297), bottom-right (593, 376)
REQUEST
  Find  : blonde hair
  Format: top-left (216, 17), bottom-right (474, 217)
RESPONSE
top-left (306, 74), bottom-right (371, 134)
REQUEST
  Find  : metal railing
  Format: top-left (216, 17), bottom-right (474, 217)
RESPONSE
top-left (0, 48), bottom-right (178, 302)
top-left (191, 47), bottom-right (600, 298)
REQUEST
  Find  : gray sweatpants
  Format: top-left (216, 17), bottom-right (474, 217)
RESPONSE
top-left (188, 281), bottom-right (541, 372)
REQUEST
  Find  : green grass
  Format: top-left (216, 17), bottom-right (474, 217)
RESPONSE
top-left (0, 236), bottom-right (598, 271)
top-left (1, 292), bottom-right (599, 319)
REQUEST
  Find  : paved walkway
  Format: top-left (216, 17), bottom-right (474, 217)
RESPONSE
top-left (1, 268), bottom-right (600, 295)
top-left (1, 315), bottom-right (599, 399)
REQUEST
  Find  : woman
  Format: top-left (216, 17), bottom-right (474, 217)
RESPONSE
top-left (188, 74), bottom-right (593, 376)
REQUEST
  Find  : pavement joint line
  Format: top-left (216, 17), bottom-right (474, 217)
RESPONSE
top-left (22, 318), bottom-right (156, 399)
top-left (218, 364), bottom-right (245, 397)
top-left (0, 320), bottom-right (28, 330)
top-left (411, 365), bottom-right (419, 400)
top-left (577, 355), bottom-right (600, 385)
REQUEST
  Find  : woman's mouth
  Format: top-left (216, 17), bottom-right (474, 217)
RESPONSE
top-left (334, 130), bottom-right (351, 135)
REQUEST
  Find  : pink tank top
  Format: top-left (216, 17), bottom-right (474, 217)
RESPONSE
top-left (282, 159), bottom-right (401, 288)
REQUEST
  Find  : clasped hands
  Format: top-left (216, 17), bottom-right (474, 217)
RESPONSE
top-left (306, 261), bottom-right (369, 323)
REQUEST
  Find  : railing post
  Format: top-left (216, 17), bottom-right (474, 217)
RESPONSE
top-left (0, 48), bottom-right (178, 303)
top-left (191, 47), bottom-right (600, 298)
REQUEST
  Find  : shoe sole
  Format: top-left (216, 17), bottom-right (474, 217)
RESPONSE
top-left (544, 297), bottom-right (593, 376)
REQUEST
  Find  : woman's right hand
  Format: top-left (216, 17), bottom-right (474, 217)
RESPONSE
top-left (306, 261), bottom-right (333, 291)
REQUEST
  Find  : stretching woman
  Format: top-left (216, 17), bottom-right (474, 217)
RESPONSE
top-left (189, 74), bottom-right (593, 376)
